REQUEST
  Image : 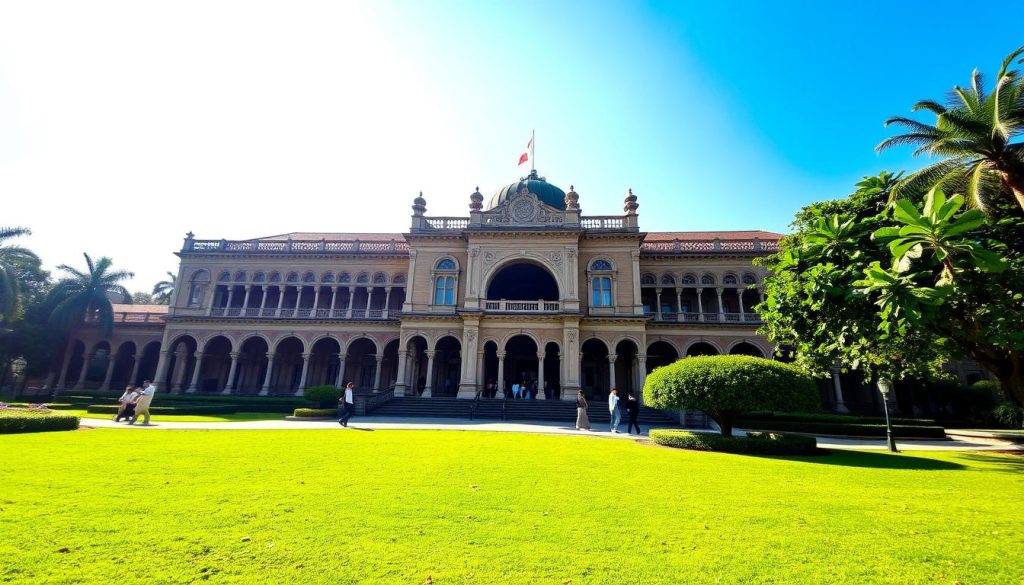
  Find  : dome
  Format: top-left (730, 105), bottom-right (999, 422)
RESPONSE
top-left (486, 169), bottom-right (566, 210)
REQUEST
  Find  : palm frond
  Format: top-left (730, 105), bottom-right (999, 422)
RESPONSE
top-left (911, 100), bottom-right (946, 115)
top-left (876, 133), bottom-right (941, 153)
top-left (889, 159), bottom-right (969, 202)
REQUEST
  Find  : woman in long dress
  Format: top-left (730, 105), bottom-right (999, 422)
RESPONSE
top-left (575, 390), bottom-right (591, 430)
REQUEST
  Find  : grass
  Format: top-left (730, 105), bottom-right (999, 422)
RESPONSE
top-left (0, 430), bottom-right (1021, 584)
top-left (60, 409), bottom-right (285, 422)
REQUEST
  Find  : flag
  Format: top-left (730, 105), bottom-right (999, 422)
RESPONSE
top-left (518, 137), bottom-right (533, 166)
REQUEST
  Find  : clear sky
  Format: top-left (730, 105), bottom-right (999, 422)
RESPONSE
top-left (1, 0), bottom-right (1022, 292)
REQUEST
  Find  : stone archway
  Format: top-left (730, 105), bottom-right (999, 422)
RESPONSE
top-left (646, 341), bottom-right (680, 374)
top-left (502, 335), bottom-right (539, 399)
top-left (729, 342), bottom-right (765, 357)
top-left (236, 336), bottom-right (269, 395)
top-left (581, 338), bottom-right (610, 399)
top-left (686, 342), bottom-right (719, 357)
top-left (430, 336), bottom-right (462, 397)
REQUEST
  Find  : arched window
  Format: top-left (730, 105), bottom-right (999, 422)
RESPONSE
top-left (269, 272), bottom-right (282, 283)
top-left (188, 270), bottom-right (211, 307)
top-left (233, 271), bottom-right (246, 282)
top-left (641, 273), bottom-right (657, 286)
top-left (742, 273), bottom-right (757, 286)
top-left (373, 272), bottom-right (387, 284)
top-left (393, 273), bottom-right (407, 285)
top-left (217, 271), bottom-right (231, 282)
top-left (286, 272), bottom-right (299, 283)
top-left (356, 272), bottom-right (369, 284)
top-left (723, 274), bottom-right (738, 285)
top-left (434, 276), bottom-right (456, 305)
top-left (303, 271), bottom-right (316, 283)
top-left (681, 273), bottom-right (697, 285)
top-left (590, 259), bottom-right (613, 271)
top-left (321, 272), bottom-right (335, 283)
top-left (661, 274), bottom-right (676, 286)
top-left (589, 259), bottom-right (614, 307)
top-left (253, 272), bottom-right (266, 283)
top-left (339, 272), bottom-right (351, 284)
top-left (701, 274), bottom-right (716, 286)
top-left (436, 258), bottom-right (457, 270)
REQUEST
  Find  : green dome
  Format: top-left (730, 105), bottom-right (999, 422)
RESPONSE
top-left (486, 170), bottom-right (566, 210)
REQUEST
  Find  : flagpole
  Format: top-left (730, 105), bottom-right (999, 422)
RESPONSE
top-left (531, 129), bottom-right (535, 172)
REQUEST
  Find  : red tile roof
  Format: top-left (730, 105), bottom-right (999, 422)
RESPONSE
top-left (644, 230), bottom-right (784, 241)
top-left (111, 304), bottom-right (169, 314)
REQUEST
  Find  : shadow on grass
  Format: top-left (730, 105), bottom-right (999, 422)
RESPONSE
top-left (781, 450), bottom-right (967, 471)
top-left (954, 452), bottom-right (1024, 474)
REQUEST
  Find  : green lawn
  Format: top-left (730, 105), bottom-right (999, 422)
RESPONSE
top-left (62, 409), bottom-right (286, 422)
top-left (1, 430), bottom-right (1021, 584)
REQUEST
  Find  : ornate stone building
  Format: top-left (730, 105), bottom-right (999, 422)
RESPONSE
top-left (56, 170), bottom-right (782, 404)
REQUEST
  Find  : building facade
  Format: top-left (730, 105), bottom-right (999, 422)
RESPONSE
top-left (55, 171), bottom-right (783, 403)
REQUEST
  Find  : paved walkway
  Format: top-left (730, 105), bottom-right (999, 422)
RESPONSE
top-left (79, 416), bottom-right (1022, 451)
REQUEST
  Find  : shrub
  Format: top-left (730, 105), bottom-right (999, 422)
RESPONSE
top-left (304, 385), bottom-right (342, 408)
top-left (293, 408), bottom-right (338, 418)
top-left (644, 355), bottom-right (820, 437)
top-left (649, 429), bottom-right (817, 455)
top-left (0, 409), bottom-right (80, 434)
top-left (991, 403), bottom-right (1024, 429)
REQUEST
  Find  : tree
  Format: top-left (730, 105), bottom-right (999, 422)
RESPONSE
top-left (46, 253), bottom-right (134, 338)
top-left (758, 176), bottom-right (1024, 404)
top-left (151, 271), bottom-right (176, 305)
top-left (131, 291), bottom-right (155, 304)
top-left (644, 355), bottom-right (819, 437)
top-left (0, 227), bottom-right (42, 323)
top-left (877, 47), bottom-right (1024, 215)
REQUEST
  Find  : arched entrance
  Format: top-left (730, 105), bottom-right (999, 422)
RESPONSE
top-left (405, 336), bottom-right (428, 395)
top-left (686, 342), bottom-right (719, 357)
top-left (503, 335), bottom-right (538, 398)
top-left (482, 340), bottom-right (500, 397)
top-left (431, 336), bottom-right (462, 397)
top-left (109, 341), bottom-right (137, 390)
top-left (166, 336), bottom-right (198, 392)
top-left (580, 338), bottom-right (610, 399)
top-left (197, 336), bottom-right (232, 392)
top-left (614, 339), bottom-right (639, 396)
top-left (271, 337), bottom-right (304, 395)
top-left (345, 338), bottom-right (377, 391)
top-left (309, 337), bottom-right (342, 388)
top-left (543, 341), bottom-right (560, 399)
top-left (136, 342), bottom-right (161, 386)
top-left (236, 336), bottom-right (269, 395)
top-left (646, 341), bottom-right (679, 374)
top-left (380, 339), bottom-right (400, 390)
top-left (487, 262), bottom-right (559, 301)
top-left (729, 342), bottom-right (765, 357)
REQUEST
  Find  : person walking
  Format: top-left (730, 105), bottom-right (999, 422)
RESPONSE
top-left (338, 382), bottom-right (355, 427)
top-left (575, 390), bottom-right (590, 430)
top-left (625, 392), bottom-right (642, 435)
top-left (608, 387), bottom-right (621, 433)
top-left (114, 385), bottom-right (139, 422)
top-left (128, 380), bottom-right (156, 425)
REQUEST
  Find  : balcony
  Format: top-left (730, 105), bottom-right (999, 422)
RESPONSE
top-left (206, 307), bottom-right (396, 320)
top-left (483, 299), bottom-right (561, 313)
top-left (640, 238), bottom-right (779, 256)
top-left (184, 237), bottom-right (409, 255)
top-left (650, 312), bottom-right (762, 324)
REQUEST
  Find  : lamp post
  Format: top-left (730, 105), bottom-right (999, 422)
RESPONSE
top-left (877, 377), bottom-right (899, 453)
top-left (11, 356), bottom-right (27, 399)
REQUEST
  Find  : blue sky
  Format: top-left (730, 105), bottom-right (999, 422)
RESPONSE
top-left (1, 1), bottom-right (1022, 289)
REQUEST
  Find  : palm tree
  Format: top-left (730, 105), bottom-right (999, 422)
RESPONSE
top-left (877, 46), bottom-right (1024, 214)
top-left (0, 227), bottom-right (41, 323)
top-left (151, 271), bottom-right (176, 304)
top-left (47, 253), bottom-right (134, 337)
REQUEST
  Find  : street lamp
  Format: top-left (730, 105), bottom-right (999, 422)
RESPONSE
top-left (10, 356), bottom-right (27, 398)
top-left (877, 377), bottom-right (899, 453)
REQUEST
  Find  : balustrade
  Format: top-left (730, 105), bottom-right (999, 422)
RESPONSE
top-left (483, 299), bottom-right (560, 312)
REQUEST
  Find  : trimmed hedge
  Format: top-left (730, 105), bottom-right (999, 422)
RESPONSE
top-left (86, 404), bottom-right (237, 416)
top-left (737, 419), bottom-right (946, 439)
top-left (650, 429), bottom-right (818, 455)
top-left (0, 410), bottom-right (80, 434)
top-left (293, 408), bottom-right (339, 418)
top-left (645, 355), bottom-right (820, 437)
top-left (739, 411), bottom-right (939, 427)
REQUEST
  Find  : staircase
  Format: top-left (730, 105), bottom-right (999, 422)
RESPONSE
top-left (367, 396), bottom-right (678, 426)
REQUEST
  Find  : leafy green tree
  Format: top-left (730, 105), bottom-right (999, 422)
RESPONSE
top-left (131, 291), bottom-right (155, 304)
top-left (877, 47), bottom-right (1024, 214)
top-left (644, 355), bottom-right (819, 437)
top-left (151, 271), bottom-right (176, 305)
top-left (46, 253), bottom-right (134, 338)
top-left (0, 227), bottom-right (42, 323)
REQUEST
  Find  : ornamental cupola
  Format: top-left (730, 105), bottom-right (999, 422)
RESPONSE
top-left (623, 188), bottom-right (638, 215)
top-left (469, 186), bottom-right (484, 211)
top-left (412, 191), bottom-right (427, 216)
top-left (565, 185), bottom-right (580, 211)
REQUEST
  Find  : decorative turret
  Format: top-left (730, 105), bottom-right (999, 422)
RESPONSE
top-left (623, 188), bottom-right (638, 215)
top-left (469, 186), bottom-right (483, 211)
top-left (412, 191), bottom-right (427, 216)
top-left (565, 185), bottom-right (580, 211)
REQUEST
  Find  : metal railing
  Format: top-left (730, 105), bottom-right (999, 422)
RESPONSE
top-left (483, 299), bottom-right (560, 312)
top-left (650, 312), bottom-right (762, 324)
top-left (203, 306), bottom-right (395, 320)
top-left (640, 238), bottom-right (779, 255)
top-left (361, 385), bottom-right (396, 415)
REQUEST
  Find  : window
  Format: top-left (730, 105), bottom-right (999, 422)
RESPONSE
top-left (590, 259), bottom-right (613, 271)
top-left (434, 276), bottom-right (456, 305)
top-left (592, 276), bottom-right (612, 306)
top-left (436, 258), bottom-right (457, 270)
top-left (188, 270), bottom-right (211, 307)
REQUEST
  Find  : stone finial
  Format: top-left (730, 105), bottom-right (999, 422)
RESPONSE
top-left (412, 191), bottom-right (427, 216)
top-left (469, 186), bottom-right (483, 211)
top-left (565, 184), bottom-right (580, 211)
top-left (624, 187), bottom-right (638, 215)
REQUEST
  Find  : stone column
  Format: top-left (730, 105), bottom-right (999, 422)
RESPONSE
top-left (383, 287), bottom-right (392, 318)
top-left (607, 354), bottom-right (618, 391)
top-left (423, 350), bottom-right (436, 397)
top-left (295, 352), bottom-right (313, 396)
top-left (737, 289), bottom-right (745, 316)
top-left (394, 349), bottom-right (409, 396)
top-left (187, 352), bottom-right (205, 393)
top-left (259, 286), bottom-right (269, 313)
top-left (537, 352), bottom-right (546, 400)
top-left (259, 353), bottom-right (277, 396)
top-left (696, 288), bottom-right (705, 321)
top-left (225, 286), bottom-right (236, 311)
top-left (716, 287), bottom-right (725, 318)
top-left (477, 351), bottom-right (485, 396)
top-left (675, 288), bottom-right (683, 319)
top-left (334, 353), bottom-right (347, 389)
top-left (223, 352), bottom-right (240, 394)
top-left (312, 288), bottom-right (322, 315)
top-left (241, 286), bottom-right (252, 310)
top-left (100, 353), bottom-right (117, 391)
top-left (276, 285), bottom-right (285, 317)
top-left (56, 345), bottom-right (74, 390)
top-left (655, 287), bottom-right (663, 321)
top-left (329, 286), bottom-right (338, 316)
top-left (73, 353), bottom-right (94, 390)
top-left (128, 356), bottom-right (141, 387)
top-left (373, 354), bottom-right (384, 390)
top-left (831, 365), bottom-right (849, 413)
top-left (636, 353), bottom-right (648, 402)
top-left (153, 349), bottom-right (172, 391)
top-left (496, 352), bottom-right (506, 397)
top-left (207, 286), bottom-right (217, 316)
top-left (345, 287), bottom-right (353, 319)
top-left (170, 347), bottom-right (190, 393)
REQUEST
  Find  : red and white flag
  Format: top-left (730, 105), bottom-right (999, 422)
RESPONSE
top-left (518, 136), bottom-right (533, 166)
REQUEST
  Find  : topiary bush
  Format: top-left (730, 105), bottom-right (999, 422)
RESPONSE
top-left (649, 429), bottom-right (818, 455)
top-left (0, 409), bottom-right (80, 434)
top-left (991, 403), bottom-right (1024, 429)
top-left (644, 355), bottom-right (820, 437)
top-left (292, 408), bottom-right (338, 418)
top-left (304, 385), bottom-right (342, 408)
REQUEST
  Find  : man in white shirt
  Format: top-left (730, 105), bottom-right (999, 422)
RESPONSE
top-left (129, 380), bottom-right (157, 425)
top-left (338, 382), bottom-right (355, 427)
top-left (608, 388), bottom-right (621, 433)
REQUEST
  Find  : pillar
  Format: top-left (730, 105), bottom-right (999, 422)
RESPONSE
top-left (607, 354), bottom-right (618, 391)
top-left (537, 352), bottom-right (546, 400)
top-left (394, 349), bottom-right (409, 396)
top-left (153, 349), bottom-right (172, 391)
top-left (716, 287), bottom-right (724, 317)
top-left (655, 287), bottom-right (662, 320)
top-left (56, 345), bottom-right (74, 390)
top-left (241, 285), bottom-right (252, 311)
top-left (225, 286), bottom-right (235, 311)
top-left (187, 352), bottom-right (205, 392)
top-left (73, 353), bottom-right (94, 390)
top-left (171, 347), bottom-right (189, 393)
top-left (423, 350), bottom-right (436, 397)
top-left (636, 353), bottom-right (648, 402)
top-left (832, 365), bottom-right (849, 413)
top-left (696, 288), bottom-right (705, 321)
top-left (259, 285), bottom-right (269, 313)
top-left (275, 285), bottom-right (285, 317)
top-left (334, 353), bottom-right (347, 389)
top-left (477, 351), bottom-right (485, 396)
top-left (223, 352), bottom-right (240, 394)
top-left (295, 352), bottom-right (313, 396)
top-left (329, 286), bottom-right (338, 316)
top-left (496, 351), bottom-right (505, 398)
top-left (737, 288), bottom-right (745, 316)
top-left (259, 353), bottom-right (277, 396)
top-left (383, 287), bottom-right (392, 317)
top-left (312, 288), bottom-right (322, 315)
top-left (100, 352), bottom-right (117, 391)
top-left (675, 288), bottom-right (683, 318)
top-left (373, 354), bottom-right (384, 391)
top-left (128, 356), bottom-right (141, 387)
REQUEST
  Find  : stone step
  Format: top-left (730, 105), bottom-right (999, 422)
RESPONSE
top-left (368, 397), bottom-right (678, 426)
